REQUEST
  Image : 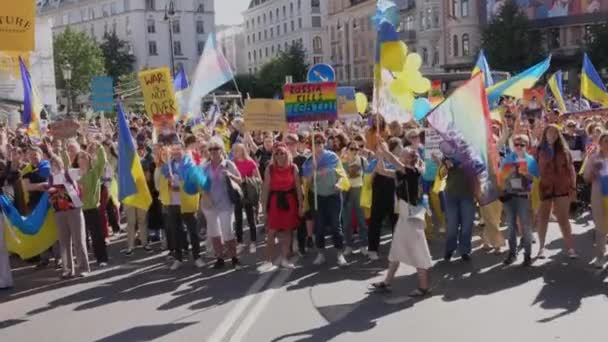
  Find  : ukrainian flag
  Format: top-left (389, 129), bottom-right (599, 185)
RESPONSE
top-left (581, 53), bottom-right (608, 107)
top-left (471, 50), bottom-right (494, 88)
top-left (548, 70), bottom-right (567, 112)
top-left (487, 56), bottom-right (552, 107)
top-left (19, 56), bottom-right (42, 139)
top-left (117, 101), bottom-right (152, 210)
top-left (173, 65), bottom-right (190, 119)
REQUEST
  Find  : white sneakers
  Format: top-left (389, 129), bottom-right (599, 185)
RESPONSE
top-left (313, 252), bottom-right (326, 265)
top-left (279, 258), bottom-right (295, 269)
top-left (367, 251), bottom-right (379, 261)
top-left (343, 246), bottom-right (353, 256)
top-left (194, 258), bottom-right (205, 268)
top-left (170, 260), bottom-right (182, 270)
top-left (249, 243), bottom-right (257, 254)
top-left (360, 247), bottom-right (369, 256)
top-left (313, 252), bottom-right (348, 266)
top-left (336, 253), bottom-right (347, 267)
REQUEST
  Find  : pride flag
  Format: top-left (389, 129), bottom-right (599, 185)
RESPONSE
top-left (19, 56), bottom-right (42, 138)
top-left (581, 53), bottom-right (608, 107)
top-left (188, 33), bottom-right (234, 118)
top-left (426, 73), bottom-right (500, 205)
top-left (117, 101), bottom-right (152, 210)
top-left (548, 70), bottom-right (567, 112)
top-left (471, 50), bottom-right (494, 88)
top-left (486, 56), bottom-right (551, 107)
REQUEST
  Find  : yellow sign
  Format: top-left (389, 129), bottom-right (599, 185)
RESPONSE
top-left (0, 1), bottom-right (36, 51)
top-left (0, 51), bottom-right (29, 78)
top-left (243, 99), bottom-right (287, 132)
top-left (138, 67), bottom-right (178, 132)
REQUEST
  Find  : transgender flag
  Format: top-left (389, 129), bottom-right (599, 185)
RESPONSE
top-left (188, 33), bottom-right (234, 118)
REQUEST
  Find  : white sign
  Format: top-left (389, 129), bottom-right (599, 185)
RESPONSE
top-left (424, 128), bottom-right (443, 160)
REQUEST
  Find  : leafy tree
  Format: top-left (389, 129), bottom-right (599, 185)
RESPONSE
top-left (481, 0), bottom-right (545, 73)
top-left (53, 27), bottom-right (106, 102)
top-left (256, 42), bottom-right (310, 98)
top-left (100, 31), bottom-right (136, 81)
top-left (585, 22), bottom-right (608, 71)
top-left (220, 73), bottom-right (260, 97)
top-left (116, 71), bottom-right (144, 113)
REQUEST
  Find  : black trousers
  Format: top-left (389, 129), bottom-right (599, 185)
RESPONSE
top-left (106, 199), bottom-right (121, 233)
top-left (368, 188), bottom-right (397, 252)
top-left (167, 205), bottom-right (200, 262)
top-left (234, 200), bottom-right (257, 243)
top-left (83, 208), bottom-right (108, 263)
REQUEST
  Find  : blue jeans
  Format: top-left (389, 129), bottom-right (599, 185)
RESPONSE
top-left (503, 195), bottom-right (533, 257)
top-left (342, 187), bottom-right (368, 247)
top-left (445, 194), bottom-right (476, 256)
top-left (314, 193), bottom-right (344, 250)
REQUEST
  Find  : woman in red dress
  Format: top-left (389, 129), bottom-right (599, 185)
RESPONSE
top-left (261, 143), bottom-right (304, 269)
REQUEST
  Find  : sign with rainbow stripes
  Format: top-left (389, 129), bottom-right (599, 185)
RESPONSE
top-left (283, 82), bottom-right (338, 123)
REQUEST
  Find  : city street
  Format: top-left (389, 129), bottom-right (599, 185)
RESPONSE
top-left (2, 214), bottom-right (607, 342)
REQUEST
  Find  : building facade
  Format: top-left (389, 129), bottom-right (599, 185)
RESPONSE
top-left (37, 0), bottom-right (215, 76)
top-left (243, 0), bottom-right (327, 74)
top-left (217, 25), bottom-right (248, 75)
top-left (325, 0), bottom-right (376, 87)
top-left (443, 0), bottom-right (482, 72)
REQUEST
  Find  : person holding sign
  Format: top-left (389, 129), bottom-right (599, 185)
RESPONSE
top-left (302, 133), bottom-right (350, 267)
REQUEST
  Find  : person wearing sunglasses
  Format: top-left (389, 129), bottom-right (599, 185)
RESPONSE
top-left (500, 135), bottom-right (537, 266)
top-left (341, 141), bottom-right (369, 256)
top-left (302, 133), bottom-right (350, 266)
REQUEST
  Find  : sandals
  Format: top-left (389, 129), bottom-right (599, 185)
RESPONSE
top-left (370, 282), bottom-right (392, 293)
top-left (408, 288), bottom-right (431, 298)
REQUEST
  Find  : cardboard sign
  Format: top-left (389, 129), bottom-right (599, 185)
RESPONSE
top-left (48, 119), bottom-right (80, 140)
top-left (337, 87), bottom-right (358, 120)
top-left (0, 1), bottom-right (35, 51)
top-left (91, 76), bottom-right (114, 112)
top-left (522, 87), bottom-right (545, 121)
top-left (283, 82), bottom-right (337, 123)
top-left (243, 99), bottom-right (287, 132)
top-left (138, 67), bottom-right (178, 133)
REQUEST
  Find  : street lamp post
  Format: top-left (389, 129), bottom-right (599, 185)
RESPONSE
top-left (62, 62), bottom-right (72, 116)
top-left (164, 0), bottom-right (176, 77)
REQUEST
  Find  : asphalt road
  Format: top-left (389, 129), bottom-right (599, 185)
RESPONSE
top-left (1, 212), bottom-right (607, 342)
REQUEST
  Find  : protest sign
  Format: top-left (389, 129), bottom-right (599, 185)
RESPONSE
top-left (283, 82), bottom-right (337, 123)
top-left (91, 76), bottom-right (114, 112)
top-left (48, 119), bottom-right (80, 140)
top-left (243, 99), bottom-right (287, 131)
top-left (0, 1), bottom-right (35, 51)
top-left (138, 67), bottom-right (178, 133)
top-left (337, 87), bottom-right (358, 120)
top-left (561, 107), bottom-right (608, 119)
top-left (522, 87), bottom-right (545, 121)
top-left (424, 128), bottom-right (443, 160)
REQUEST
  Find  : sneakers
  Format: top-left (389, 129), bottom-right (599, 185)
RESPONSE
top-left (259, 261), bottom-right (278, 273)
top-left (337, 253), bottom-right (348, 267)
top-left (60, 271), bottom-right (73, 279)
top-left (503, 254), bottom-right (515, 266)
top-left (443, 252), bottom-right (453, 262)
top-left (124, 249), bottom-right (133, 257)
top-left (367, 251), bottom-right (379, 261)
top-left (343, 246), bottom-right (353, 257)
top-left (313, 252), bottom-right (326, 265)
top-left (213, 258), bottom-right (225, 269)
top-left (170, 260), bottom-right (182, 270)
top-left (593, 257), bottom-right (605, 269)
top-left (231, 257), bottom-right (241, 268)
top-left (194, 258), bottom-right (205, 268)
top-left (360, 246), bottom-right (369, 256)
top-left (522, 255), bottom-right (532, 267)
top-left (143, 245), bottom-right (153, 253)
top-left (98, 262), bottom-right (108, 268)
top-left (249, 243), bottom-right (257, 254)
top-left (461, 254), bottom-right (471, 262)
top-left (567, 248), bottom-right (579, 259)
top-left (279, 258), bottom-right (295, 269)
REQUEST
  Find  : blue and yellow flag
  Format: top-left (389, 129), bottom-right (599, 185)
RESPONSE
top-left (581, 53), bottom-right (608, 107)
top-left (487, 56), bottom-right (551, 107)
top-left (19, 56), bottom-right (42, 138)
top-left (117, 101), bottom-right (152, 210)
top-left (471, 50), bottom-right (494, 88)
top-left (173, 65), bottom-right (190, 119)
top-left (548, 70), bottom-right (567, 112)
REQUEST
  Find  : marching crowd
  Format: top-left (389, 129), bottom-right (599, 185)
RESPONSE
top-left (1, 99), bottom-right (608, 298)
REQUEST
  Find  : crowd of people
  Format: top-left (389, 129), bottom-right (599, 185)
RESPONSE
top-left (1, 98), bottom-right (608, 297)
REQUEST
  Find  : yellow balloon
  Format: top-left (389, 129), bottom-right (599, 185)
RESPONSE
top-left (397, 92), bottom-right (415, 111)
top-left (405, 53), bottom-right (423, 72)
top-left (389, 79), bottom-right (408, 96)
top-left (355, 92), bottom-right (368, 113)
top-left (411, 77), bottom-right (432, 94)
top-left (380, 41), bottom-right (407, 72)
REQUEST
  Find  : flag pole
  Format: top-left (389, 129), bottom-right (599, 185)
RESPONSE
top-left (231, 77), bottom-right (245, 108)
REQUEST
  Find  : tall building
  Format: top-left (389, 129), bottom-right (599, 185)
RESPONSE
top-left (325, 0), bottom-right (376, 88)
top-left (243, 0), bottom-right (327, 74)
top-left (443, 0), bottom-right (482, 72)
top-left (37, 0), bottom-right (215, 76)
top-left (217, 25), bottom-right (248, 75)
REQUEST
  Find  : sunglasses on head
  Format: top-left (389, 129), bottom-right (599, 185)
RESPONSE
top-left (208, 147), bottom-right (221, 151)
top-left (349, 147), bottom-right (359, 151)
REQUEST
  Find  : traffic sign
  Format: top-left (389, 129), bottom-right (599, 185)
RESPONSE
top-left (307, 64), bottom-right (336, 83)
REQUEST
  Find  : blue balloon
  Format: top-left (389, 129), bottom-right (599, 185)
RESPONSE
top-left (413, 98), bottom-right (432, 121)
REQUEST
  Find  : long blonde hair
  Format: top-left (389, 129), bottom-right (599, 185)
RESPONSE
top-left (232, 143), bottom-right (252, 161)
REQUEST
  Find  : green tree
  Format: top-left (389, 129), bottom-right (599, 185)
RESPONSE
top-left (100, 31), bottom-right (136, 81)
top-left (481, 0), bottom-right (545, 73)
top-left (220, 73), bottom-right (259, 97)
top-left (256, 42), bottom-right (310, 97)
top-left (586, 22), bottom-right (608, 71)
top-left (53, 27), bottom-right (106, 102)
top-left (116, 71), bottom-right (144, 113)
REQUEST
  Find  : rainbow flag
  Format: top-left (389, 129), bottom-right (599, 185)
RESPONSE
top-left (498, 152), bottom-right (539, 190)
top-left (426, 73), bottom-right (499, 205)
top-left (548, 70), bottom-right (567, 112)
top-left (283, 82), bottom-right (338, 122)
top-left (188, 33), bottom-right (234, 118)
top-left (581, 53), bottom-right (608, 107)
top-left (487, 56), bottom-right (551, 107)
top-left (117, 101), bottom-right (152, 210)
top-left (471, 50), bottom-right (494, 88)
top-left (19, 56), bottom-right (42, 138)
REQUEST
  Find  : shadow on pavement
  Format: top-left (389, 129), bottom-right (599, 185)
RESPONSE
top-left (94, 322), bottom-right (197, 342)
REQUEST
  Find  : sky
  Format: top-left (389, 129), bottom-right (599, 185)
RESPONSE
top-left (215, 0), bottom-right (250, 25)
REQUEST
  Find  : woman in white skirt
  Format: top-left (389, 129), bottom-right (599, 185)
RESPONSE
top-left (370, 144), bottom-right (432, 297)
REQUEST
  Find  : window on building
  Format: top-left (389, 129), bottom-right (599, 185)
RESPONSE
top-left (278, 44), bottom-right (282, 52)
top-left (298, 18), bottom-right (302, 29)
top-left (276, 8), bottom-right (279, 19)
top-left (453, 34), bottom-right (459, 56)
top-left (425, 8), bottom-right (432, 29)
top-left (145, 0), bottom-right (155, 11)
top-left (249, 68), bottom-right (252, 74)
top-left (258, 31), bottom-right (261, 40)
top-left (284, 42), bottom-right (288, 50)
top-left (406, 15), bottom-right (414, 31)
top-left (263, 13), bottom-right (266, 24)
top-left (550, 28), bottom-right (560, 49)
top-left (311, 0), bottom-right (320, 12)
top-left (419, 11), bottom-right (424, 30)
top-left (270, 11), bottom-right (273, 21)
top-left (313, 36), bottom-right (322, 52)
top-left (290, 2), bottom-right (294, 14)
top-left (104, 21), bottom-right (108, 33)
top-left (283, 6), bottom-right (286, 18)
top-left (197, 1), bottom-right (204, 13)
top-left (298, 0), bottom-right (302, 10)
top-left (291, 20), bottom-right (294, 31)
top-left (272, 45), bottom-right (275, 54)
top-left (147, 19), bottom-right (155, 33)
top-left (172, 19), bottom-right (180, 34)
top-left (174, 41), bottom-right (182, 55)
top-left (354, 66), bottom-right (359, 79)
top-left (452, 0), bottom-right (460, 17)
top-left (124, 0), bottom-right (130, 11)
top-left (90, 25), bottom-right (95, 38)
top-left (253, 50), bottom-right (257, 61)
top-left (312, 16), bottom-right (321, 27)
top-left (111, 2), bottom-right (118, 15)
top-left (264, 29), bottom-right (267, 39)
top-left (252, 33), bottom-right (255, 42)
top-left (80, 9), bottom-right (86, 22)
top-left (246, 21), bottom-right (249, 29)
top-left (248, 51), bottom-right (252, 62)
top-left (433, 46), bottom-right (439, 66)
top-left (112, 20), bottom-right (117, 33)
top-left (196, 20), bottom-right (204, 34)
top-left (257, 16), bottom-right (260, 24)
top-left (89, 8), bottom-right (95, 20)
top-left (270, 27), bottom-right (274, 38)
top-left (432, 7), bottom-right (440, 27)
top-left (265, 47), bottom-right (268, 57)
top-left (247, 35), bottom-right (250, 44)
top-left (284, 23), bottom-right (287, 32)
top-left (422, 47), bottom-right (428, 65)
top-left (461, 0), bottom-right (469, 17)
top-left (198, 40), bottom-right (205, 55)
top-left (462, 33), bottom-right (470, 56)
top-left (149, 40), bottom-right (158, 55)
top-left (251, 19), bottom-right (255, 29)
top-left (102, 4), bottom-right (109, 17)
top-left (277, 25), bottom-right (280, 35)
top-left (126, 16), bottom-right (131, 35)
